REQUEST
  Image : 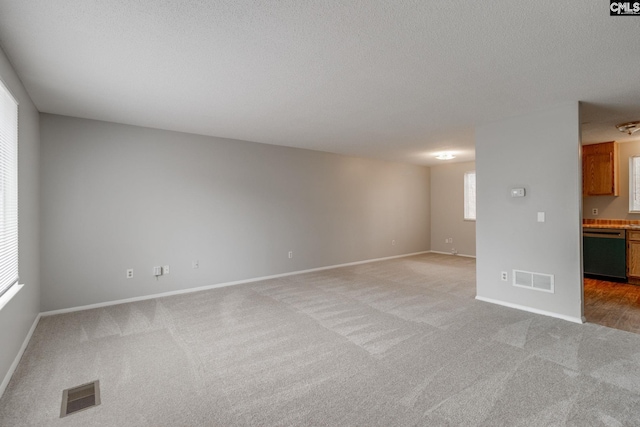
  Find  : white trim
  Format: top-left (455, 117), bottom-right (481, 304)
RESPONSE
top-left (0, 313), bottom-right (41, 398)
top-left (630, 156), bottom-right (640, 213)
top-left (475, 295), bottom-right (584, 324)
top-left (41, 251), bottom-right (430, 316)
top-left (429, 250), bottom-right (476, 259)
top-left (0, 283), bottom-right (23, 312)
top-left (0, 77), bottom-right (19, 105)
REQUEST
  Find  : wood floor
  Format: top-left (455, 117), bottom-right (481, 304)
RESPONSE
top-left (584, 278), bottom-right (640, 334)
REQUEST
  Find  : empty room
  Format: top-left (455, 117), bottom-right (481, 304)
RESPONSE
top-left (1, 1), bottom-right (640, 426)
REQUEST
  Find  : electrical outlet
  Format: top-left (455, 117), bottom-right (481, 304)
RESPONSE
top-left (126, 269), bottom-right (133, 279)
top-left (162, 265), bottom-right (170, 275)
top-left (153, 266), bottom-right (162, 276)
top-left (501, 271), bottom-right (508, 281)
top-left (392, 239), bottom-right (396, 246)
top-left (592, 208), bottom-right (598, 216)
top-left (192, 260), bottom-right (199, 269)
top-left (288, 251), bottom-right (293, 259)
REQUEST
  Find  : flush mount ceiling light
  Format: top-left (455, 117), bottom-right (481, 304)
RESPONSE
top-left (435, 152), bottom-right (456, 160)
top-left (616, 121), bottom-right (640, 135)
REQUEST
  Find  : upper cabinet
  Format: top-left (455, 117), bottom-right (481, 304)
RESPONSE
top-left (583, 141), bottom-right (619, 197)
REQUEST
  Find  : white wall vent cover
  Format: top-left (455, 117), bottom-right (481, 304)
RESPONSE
top-left (512, 270), bottom-right (554, 293)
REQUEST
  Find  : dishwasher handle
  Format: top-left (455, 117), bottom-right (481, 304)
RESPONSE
top-left (583, 229), bottom-right (626, 239)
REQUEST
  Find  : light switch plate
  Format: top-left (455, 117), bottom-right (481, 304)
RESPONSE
top-left (537, 212), bottom-right (545, 222)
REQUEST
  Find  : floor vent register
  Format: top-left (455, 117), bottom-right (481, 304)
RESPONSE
top-left (60, 380), bottom-right (101, 417)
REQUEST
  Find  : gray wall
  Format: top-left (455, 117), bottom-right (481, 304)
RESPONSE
top-left (40, 114), bottom-right (431, 311)
top-left (476, 103), bottom-right (583, 321)
top-left (430, 161), bottom-right (476, 257)
top-left (583, 140), bottom-right (640, 220)
top-left (0, 49), bottom-right (40, 389)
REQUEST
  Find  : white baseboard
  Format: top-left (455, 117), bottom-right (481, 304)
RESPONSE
top-left (41, 251), bottom-right (431, 317)
top-left (0, 313), bottom-right (41, 398)
top-left (475, 295), bottom-right (584, 324)
top-left (429, 250), bottom-right (476, 259)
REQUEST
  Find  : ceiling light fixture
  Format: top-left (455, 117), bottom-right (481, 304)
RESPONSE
top-left (435, 152), bottom-right (456, 160)
top-left (616, 121), bottom-right (640, 135)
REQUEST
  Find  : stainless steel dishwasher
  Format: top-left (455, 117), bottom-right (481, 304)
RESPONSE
top-left (583, 228), bottom-right (627, 281)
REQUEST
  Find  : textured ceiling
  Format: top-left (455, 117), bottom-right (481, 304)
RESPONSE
top-left (0, 1), bottom-right (639, 165)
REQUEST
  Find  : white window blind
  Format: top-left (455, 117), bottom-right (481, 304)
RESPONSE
top-left (0, 79), bottom-right (18, 298)
top-left (630, 157), bottom-right (640, 212)
top-left (464, 171), bottom-right (476, 220)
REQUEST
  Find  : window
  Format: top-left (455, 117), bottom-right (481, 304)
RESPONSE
top-left (464, 171), bottom-right (476, 220)
top-left (630, 157), bottom-right (640, 213)
top-left (0, 79), bottom-right (18, 298)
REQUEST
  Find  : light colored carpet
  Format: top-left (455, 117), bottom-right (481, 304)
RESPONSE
top-left (2, 253), bottom-right (640, 426)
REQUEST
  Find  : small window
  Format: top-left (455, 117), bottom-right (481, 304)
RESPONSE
top-left (630, 157), bottom-right (640, 213)
top-left (0, 78), bottom-right (18, 299)
top-left (464, 171), bottom-right (476, 220)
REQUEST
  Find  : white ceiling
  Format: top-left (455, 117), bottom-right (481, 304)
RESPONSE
top-left (0, 1), bottom-right (639, 165)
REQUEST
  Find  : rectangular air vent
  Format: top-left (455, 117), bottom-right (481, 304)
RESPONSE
top-left (512, 270), bottom-right (554, 293)
top-left (60, 380), bottom-right (100, 417)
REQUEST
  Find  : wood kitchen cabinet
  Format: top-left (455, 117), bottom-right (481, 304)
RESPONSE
top-left (582, 141), bottom-right (619, 196)
top-left (628, 230), bottom-right (640, 284)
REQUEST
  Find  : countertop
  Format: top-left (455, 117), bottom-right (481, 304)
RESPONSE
top-left (583, 221), bottom-right (640, 230)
